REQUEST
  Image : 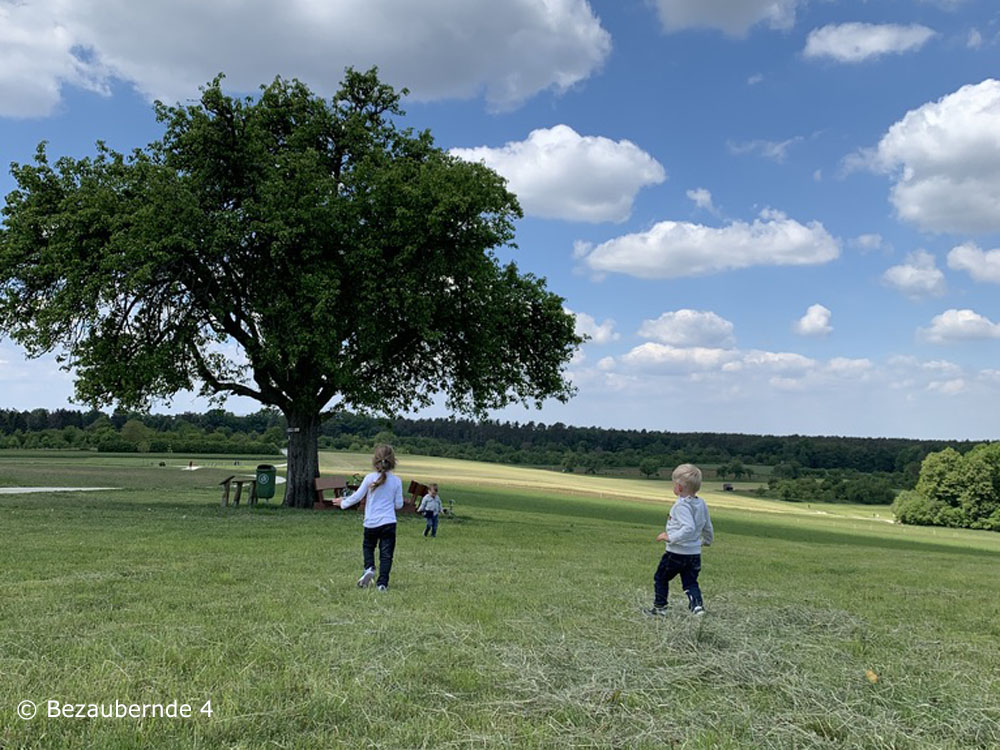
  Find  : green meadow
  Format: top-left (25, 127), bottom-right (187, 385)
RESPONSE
top-left (1, 450), bottom-right (998, 749)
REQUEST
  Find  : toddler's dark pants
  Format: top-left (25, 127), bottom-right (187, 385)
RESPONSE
top-left (653, 551), bottom-right (703, 610)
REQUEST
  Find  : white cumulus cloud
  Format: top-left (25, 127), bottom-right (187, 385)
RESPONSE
top-left (794, 304), bottom-right (833, 337)
top-left (452, 125), bottom-right (665, 222)
top-left (923, 359), bottom-right (962, 375)
top-left (770, 376), bottom-right (808, 391)
top-left (827, 357), bottom-right (873, 377)
top-left (920, 309), bottom-right (1000, 343)
top-left (869, 79), bottom-right (1000, 233)
top-left (579, 209), bottom-right (839, 279)
top-left (947, 242), bottom-right (1000, 283)
top-left (928, 378), bottom-right (966, 395)
top-left (888, 355), bottom-right (962, 376)
top-left (650, 0), bottom-right (800, 37)
top-left (637, 310), bottom-right (736, 347)
top-left (882, 250), bottom-right (946, 298)
top-left (804, 23), bottom-right (935, 63)
top-left (596, 356), bottom-right (616, 372)
top-left (609, 341), bottom-right (898, 404)
top-left (686, 188), bottom-right (717, 213)
top-left (850, 233), bottom-right (886, 252)
top-left (727, 136), bottom-right (804, 163)
top-left (741, 350), bottom-right (817, 372)
top-left (621, 343), bottom-right (739, 374)
top-left (886, 355), bottom-right (967, 392)
top-left (0, 2), bottom-right (111, 117)
top-left (617, 344), bottom-right (825, 382)
top-left (566, 308), bottom-right (619, 345)
top-left (0, 0), bottom-right (611, 117)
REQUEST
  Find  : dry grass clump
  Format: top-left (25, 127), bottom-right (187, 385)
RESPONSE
top-left (482, 592), bottom-right (1000, 748)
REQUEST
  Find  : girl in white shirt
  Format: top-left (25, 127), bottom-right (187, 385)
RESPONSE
top-left (340, 444), bottom-right (404, 590)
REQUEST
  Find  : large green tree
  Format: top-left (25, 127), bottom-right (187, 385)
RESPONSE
top-left (0, 69), bottom-right (581, 507)
top-left (894, 444), bottom-right (1000, 530)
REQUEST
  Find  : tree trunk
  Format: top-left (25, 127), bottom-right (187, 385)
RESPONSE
top-left (283, 411), bottom-right (320, 508)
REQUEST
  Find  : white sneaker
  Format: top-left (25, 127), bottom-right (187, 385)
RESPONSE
top-left (376, 584), bottom-right (388, 592)
top-left (692, 605), bottom-right (705, 616)
top-left (357, 568), bottom-right (375, 588)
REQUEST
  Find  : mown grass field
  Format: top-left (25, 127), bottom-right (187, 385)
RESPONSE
top-left (1, 450), bottom-right (998, 748)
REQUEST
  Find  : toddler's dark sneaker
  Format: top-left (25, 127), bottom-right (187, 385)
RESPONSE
top-left (357, 568), bottom-right (375, 588)
top-left (376, 584), bottom-right (388, 592)
top-left (691, 605), bottom-right (705, 616)
top-left (643, 606), bottom-right (668, 617)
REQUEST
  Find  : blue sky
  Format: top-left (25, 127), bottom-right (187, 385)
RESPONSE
top-left (2, 0), bottom-right (1000, 439)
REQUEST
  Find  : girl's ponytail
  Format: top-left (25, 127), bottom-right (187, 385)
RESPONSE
top-left (370, 444), bottom-right (397, 490)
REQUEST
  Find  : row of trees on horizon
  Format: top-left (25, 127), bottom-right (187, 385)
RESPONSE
top-left (0, 406), bottom-right (982, 474)
top-left (3, 407), bottom-right (997, 528)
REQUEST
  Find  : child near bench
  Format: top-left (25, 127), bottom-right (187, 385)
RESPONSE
top-left (417, 483), bottom-right (443, 537)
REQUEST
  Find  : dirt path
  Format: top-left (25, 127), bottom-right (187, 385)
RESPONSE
top-left (0, 487), bottom-right (120, 494)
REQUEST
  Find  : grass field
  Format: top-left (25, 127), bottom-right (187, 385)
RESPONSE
top-left (1, 450), bottom-right (999, 748)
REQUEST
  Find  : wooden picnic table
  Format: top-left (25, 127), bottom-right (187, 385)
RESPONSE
top-left (220, 475), bottom-right (257, 506)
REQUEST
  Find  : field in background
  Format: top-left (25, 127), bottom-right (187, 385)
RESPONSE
top-left (325, 451), bottom-right (905, 526)
top-left (1, 450), bottom-right (998, 748)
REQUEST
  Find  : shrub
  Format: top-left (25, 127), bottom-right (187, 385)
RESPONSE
top-left (97, 438), bottom-right (139, 453)
top-left (891, 490), bottom-right (941, 526)
top-left (896, 444), bottom-right (1000, 530)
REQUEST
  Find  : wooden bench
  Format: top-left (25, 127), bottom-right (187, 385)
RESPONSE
top-left (311, 474), bottom-right (422, 513)
top-left (220, 475), bottom-right (257, 506)
top-left (407, 482), bottom-right (454, 515)
top-left (408, 480), bottom-right (429, 507)
top-left (314, 476), bottom-right (352, 510)
top-left (405, 481), bottom-right (443, 516)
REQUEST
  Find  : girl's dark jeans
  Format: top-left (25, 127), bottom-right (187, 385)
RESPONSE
top-left (653, 551), bottom-right (703, 610)
top-left (363, 523), bottom-right (397, 586)
top-left (423, 512), bottom-right (438, 537)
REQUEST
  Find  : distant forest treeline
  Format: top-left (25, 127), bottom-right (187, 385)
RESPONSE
top-left (0, 407), bottom-right (987, 481)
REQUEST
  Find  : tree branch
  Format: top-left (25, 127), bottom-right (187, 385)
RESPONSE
top-left (189, 345), bottom-right (274, 406)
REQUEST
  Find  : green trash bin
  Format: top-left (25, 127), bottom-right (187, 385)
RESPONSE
top-left (256, 464), bottom-right (277, 500)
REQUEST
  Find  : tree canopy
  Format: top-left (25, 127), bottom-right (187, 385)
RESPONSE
top-left (893, 444), bottom-right (1000, 530)
top-left (639, 458), bottom-right (659, 479)
top-left (0, 69), bottom-right (581, 506)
